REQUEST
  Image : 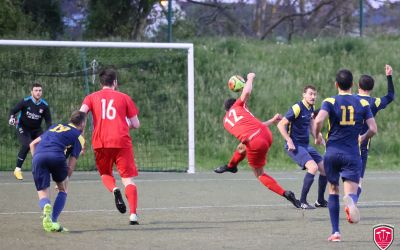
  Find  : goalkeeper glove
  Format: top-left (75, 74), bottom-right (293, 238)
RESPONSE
top-left (8, 116), bottom-right (16, 126)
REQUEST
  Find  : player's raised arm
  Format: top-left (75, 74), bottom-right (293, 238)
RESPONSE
top-left (240, 72), bottom-right (255, 103)
top-left (384, 64), bottom-right (395, 102)
top-left (313, 110), bottom-right (329, 145)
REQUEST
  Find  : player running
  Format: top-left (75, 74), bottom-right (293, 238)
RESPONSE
top-left (277, 85), bottom-right (327, 209)
top-left (217, 72), bottom-right (301, 209)
top-left (8, 83), bottom-right (52, 180)
top-left (80, 68), bottom-right (140, 225)
top-left (356, 64), bottom-right (395, 198)
top-left (314, 69), bottom-right (377, 242)
top-left (30, 111), bottom-right (86, 232)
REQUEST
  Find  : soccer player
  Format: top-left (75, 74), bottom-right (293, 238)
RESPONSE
top-left (218, 72), bottom-right (301, 209)
top-left (80, 68), bottom-right (140, 225)
top-left (30, 111), bottom-right (86, 232)
top-left (277, 85), bottom-right (327, 209)
top-left (8, 83), bottom-right (52, 180)
top-left (314, 69), bottom-right (377, 242)
top-left (356, 64), bottom-right (395, 198)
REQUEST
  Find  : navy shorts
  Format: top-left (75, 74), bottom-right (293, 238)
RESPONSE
top-left (32, 153), bottom-right (67, 191)
top-left (285, 144), bottom-right (323, 170)
top-left (323, 151), bottom-right (361, 185)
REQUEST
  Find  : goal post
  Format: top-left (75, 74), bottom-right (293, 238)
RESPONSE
top-left (0, 40), bottom-right (195, 174)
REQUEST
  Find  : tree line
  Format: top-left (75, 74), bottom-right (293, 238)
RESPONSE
top-left (1, 0), bottom-right (399, 41)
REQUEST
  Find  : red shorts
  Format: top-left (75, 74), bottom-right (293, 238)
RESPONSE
top-left (245, 127), bottom-right (273, 168)
top-left (94, 148), bottom-right (138, 178)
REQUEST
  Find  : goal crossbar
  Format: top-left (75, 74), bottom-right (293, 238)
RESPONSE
top-left (0, 40), bottom-right (195, 173)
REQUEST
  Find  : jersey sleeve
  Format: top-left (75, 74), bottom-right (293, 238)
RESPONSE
top-left (44, 105), bottom-right (52, 129)
top-left (9, 99), bottom-right (25, 117)
top-left (70, 135), bottom-right (85, 158)
top-left (360, 99), bottom-right (373, 120)
top-left (321, 98), bottom-right (335, 113)
top-left (285, 104), bottom-right (300, 122)
top-left (126, 96), bottom-right (139, 118)
top-left (82, 95), bottom-right (92, 111)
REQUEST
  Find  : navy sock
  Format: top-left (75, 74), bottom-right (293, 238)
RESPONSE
top-left (52, 192), bottom-right (67, 222)
top-left (328, 194), bottom-right (340, 234)
top-left (357, 187), bottom-right (362, 199)
top-left (317, 175), bottom-right (327, 202)
top-left (39, 198), bottom-right (51, 210)
top-left (300, 172), bottom-right (315, 203)
top-left (349, 193), bottom-right (358, 204)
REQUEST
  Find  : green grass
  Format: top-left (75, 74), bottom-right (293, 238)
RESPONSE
top-left (0, 37), bottom-right (399, 171)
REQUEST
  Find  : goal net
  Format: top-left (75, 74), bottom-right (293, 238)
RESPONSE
top-left (0, 40), bottom-right (195, 173)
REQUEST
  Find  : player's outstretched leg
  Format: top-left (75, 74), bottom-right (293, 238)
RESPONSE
top-left (214, 164), bottom-right (238, 173)
top-left (283, 190), bottom-right (301, 208)
top-left (214, 145), bottom-right (246, 174)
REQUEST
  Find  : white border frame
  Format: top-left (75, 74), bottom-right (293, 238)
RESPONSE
top-left (0, 40), bottom-right (195, 173)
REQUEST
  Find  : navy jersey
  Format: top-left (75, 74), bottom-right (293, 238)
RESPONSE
top-left (284, 100), bottom-right (314, 146)
top-left (357, 75), bottom-right (395, 136)
top-left (9, 96), bottom-right (52, 129)
top-left (35, 123), bottom-right (84, 158)
top-left (321, 94), bottom-right (373, 155)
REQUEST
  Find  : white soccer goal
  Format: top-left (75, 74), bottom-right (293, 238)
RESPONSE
top-left (0, 40), bottom-right (195, 173)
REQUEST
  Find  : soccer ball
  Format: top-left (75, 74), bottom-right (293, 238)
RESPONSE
top-left (228, 75), bottom-right (245, 92)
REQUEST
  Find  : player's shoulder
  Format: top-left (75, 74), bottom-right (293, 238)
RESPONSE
top-left (40, 98), bottom-right (49, 106)
top-left (322, 96), bottom-right (336, 105)
top-left (290, 102), bottom-right (302, 117)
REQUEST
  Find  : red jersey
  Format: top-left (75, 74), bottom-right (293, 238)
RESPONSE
top-left (82, 89), bottom-right (138, 149)
top-left (223, 99), bottom-right (264, 142)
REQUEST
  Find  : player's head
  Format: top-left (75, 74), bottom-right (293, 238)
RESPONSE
top-left (358, 74), bottom-right (374, 91)
top-left (99, 68), bottom-right (118, 88)
top-left (69, 110), bottom-right (87, 131)
top-left (302, 85), bottom-right (317, 105)
top-left (335, 69), bottom-right (353, 91)
top-left (31, 82), bottom-right (42, 100)
top-left (224, 98), bottom-right (236, 111)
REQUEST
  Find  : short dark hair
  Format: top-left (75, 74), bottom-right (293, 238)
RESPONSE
top-left (336, 69), bottom-right (353, 90)
top-left (224, 98), bottom-right (236, 111)
top-left (99, 68), bottom-right (117, 87)
top-left (303, 85), bottom-right (316, 93)
top-left (69, 111), bottom-right (86, 127)
top-left (31, 82), bottom-right (42, 90)
top-left (359, 75), bottom-right (374, 91)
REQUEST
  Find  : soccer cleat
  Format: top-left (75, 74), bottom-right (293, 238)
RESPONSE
top-left (13, 169), bottom-right (23, 180)
top-left (300, 202), bottom-right (316, 210)
top-left (343, 195), bottom-right (360, 224)
top-left (51, 222), bottom-right (69, 232)
top-left (113, 188), bottom-right (127, 214)
top-left (42, 204), bottom-right (53, 232)
top-left (283, 191), bottom-right (301, 208)
top-left (328, 232), bottom-right (341, 242)
top-left (214, 165), bottom-right (238, 174)
top-left (129, 214), bottom-right (139, 225)
top-left (315, 199), bottom-right (328, 208)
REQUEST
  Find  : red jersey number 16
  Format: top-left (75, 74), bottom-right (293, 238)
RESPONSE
top-left (224, 109), bottom-right (243, 127)
top-left (101, 99), bottom-right (116, 120)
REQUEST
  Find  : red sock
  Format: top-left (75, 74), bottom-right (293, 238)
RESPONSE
top-left (258, 173), bottom-right (285, 196)
top-left (125, 184), bottom-right (138, 214)
top-left (228, 150), bottom-right (246, 168)
top-left (101, 175), bottom-right (116, 192)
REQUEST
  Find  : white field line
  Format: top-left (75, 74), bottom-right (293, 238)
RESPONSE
top-left (0, 200), bottom-right (399, 216)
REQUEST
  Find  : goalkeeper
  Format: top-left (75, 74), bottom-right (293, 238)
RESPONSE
top-left (8, 83), bottom-right (52, 180)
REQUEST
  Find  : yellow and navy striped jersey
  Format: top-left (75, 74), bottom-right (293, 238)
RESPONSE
top-left (321, 94), bottom-right (373, 155)
top-left (284, 100), bottom-right (314, 146)
top-left (35, 123), bottom-right (84, 158)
